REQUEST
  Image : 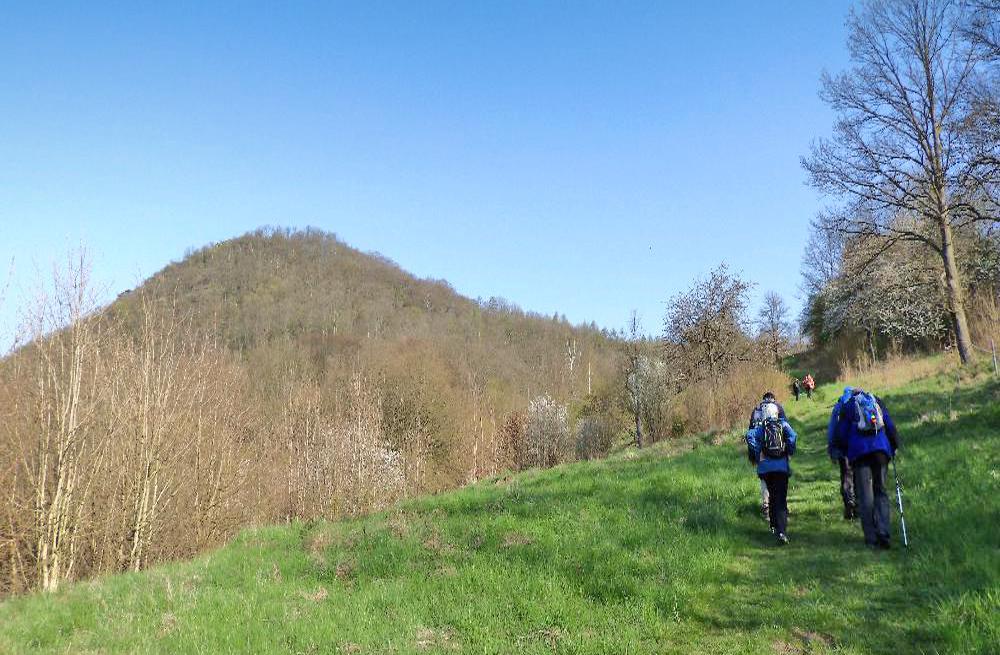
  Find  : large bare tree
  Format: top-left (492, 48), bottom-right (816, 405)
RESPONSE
top-left (803, 0), bottom-right (1000, 364)
top-left (757, 292), bottom-right (792, 366)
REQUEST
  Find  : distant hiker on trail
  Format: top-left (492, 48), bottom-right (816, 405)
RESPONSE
top-left (791, 379), bottom-right (802, 402)
top-left (827, 388), bottom-right (857, 520)
top-left (746, 399), bottom-right (798, 545)
top-left (748, 393), bottom-right (787, 519)
top-left (832, 388), bottom-right (900, 549)
top-left (802, 374), bottom-right (816, 399)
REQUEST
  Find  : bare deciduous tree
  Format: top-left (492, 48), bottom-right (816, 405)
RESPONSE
top-left (664, 264), bottom-right (756, 382)
top-left (621, 312), bottom-right (646, 448)
top-left (801, 225), bottom-right (846, 296)
top-left (105, 294), bottom-right (214, 572)
top-left (757, 292), bottom-right (792, 366)
top-left (22, 250), bottom-right (104, 591)
top-left (965, 0), bottom-right (1000, 57)
top-left (803, 0), bottom-right (1000, 364)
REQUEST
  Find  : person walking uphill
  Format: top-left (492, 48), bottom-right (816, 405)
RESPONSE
top-left (748, 393), bottom-right (787, 520)
top-left (833, 388), bottom-right (900, 549)
top-left (827, 388), bottom-right (857, 520)
top-left (746, 402), bottom-right (798, 545)
top-left (802, 374), bottom-right (816, 399)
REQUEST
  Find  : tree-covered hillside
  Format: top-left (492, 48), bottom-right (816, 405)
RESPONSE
top-left (119, 227), bottom-right (615, 395)
top-left (0, 228), bottom-right (625, 596)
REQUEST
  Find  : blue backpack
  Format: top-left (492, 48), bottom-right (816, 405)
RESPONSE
top-left (852, 391), bottom-right (885, 435)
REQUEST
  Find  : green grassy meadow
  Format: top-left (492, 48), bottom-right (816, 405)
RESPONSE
top-left (2, 359), bottom-right (998, 654)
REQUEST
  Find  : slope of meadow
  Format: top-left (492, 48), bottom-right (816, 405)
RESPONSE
top-left (2, 356), bottom-right (997, 654)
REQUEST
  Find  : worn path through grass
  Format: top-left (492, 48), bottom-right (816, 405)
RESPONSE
top-left (1, 359), bottom-right (998, 654)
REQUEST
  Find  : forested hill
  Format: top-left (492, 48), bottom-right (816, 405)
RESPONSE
top-left (110, 227), bottom-right (616, 397)
top-left (0, 228), bottom-right (624, 596)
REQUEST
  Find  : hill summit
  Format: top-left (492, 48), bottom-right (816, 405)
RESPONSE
top-left (118, 227), bottom-right (614, 392)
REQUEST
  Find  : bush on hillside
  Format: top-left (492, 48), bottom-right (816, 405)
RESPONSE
top-left (574, 416), bottom-right (616, 460)
top-left (523, 395), bottom-right (572, 469)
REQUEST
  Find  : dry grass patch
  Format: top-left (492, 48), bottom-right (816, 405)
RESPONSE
top-left (772, 639), bottom-right (802, 655)
top-left (158, 612), bottom-right (178, 638)
top-left (334, 560), bottom-right (355, 583)
top-left (838, 353), bottom-right (959, 390)
top-left (298, 586), bottom-right (328, 602)
top-left (502, 532), bottom-right (533, 548)
top-left (415, 626), bottom-right (459, 651)
top-left (516, 626), bottom-right (564, 650)
top-left (792, 628), bottom-right (834, 648)
top-left (422, 529), bottom-right (456, 555)
top-left (385, 511), bottom-right (411, 539)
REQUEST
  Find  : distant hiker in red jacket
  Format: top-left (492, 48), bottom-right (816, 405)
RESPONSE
top-left (802, 374), bottom-right (815, 399)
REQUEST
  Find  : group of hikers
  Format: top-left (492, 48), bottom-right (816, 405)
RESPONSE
top-left (790, 373), bottom-right (815, 401)
top-left (745, 378), bottom-right (901, 548)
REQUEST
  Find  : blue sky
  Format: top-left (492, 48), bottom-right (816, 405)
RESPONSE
top-left (0, 1), bottom-right (852, 343)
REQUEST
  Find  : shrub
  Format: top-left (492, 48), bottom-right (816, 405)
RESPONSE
top-left (574, 416), bottom-right (615, 460)
top-left (524, 395), bottom-right (572, 469)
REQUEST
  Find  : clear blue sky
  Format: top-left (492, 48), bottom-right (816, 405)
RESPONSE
top-left (0, 1), bottom-right (852, 344)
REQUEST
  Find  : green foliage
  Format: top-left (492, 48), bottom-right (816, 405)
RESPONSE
top-left (3, 358), bottom-right (996, 653)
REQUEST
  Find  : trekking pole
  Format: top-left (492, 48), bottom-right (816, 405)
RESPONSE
top-left (891, 457), bottom-right (909, 548)
top-left (992, 339), bottom-right (998, 378)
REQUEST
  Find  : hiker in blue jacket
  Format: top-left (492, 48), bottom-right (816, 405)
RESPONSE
top-left (747, 393), bottom-right (787, 520)
top-left (746, 403), bottom-right (798, 545)
top-left (833, 388), bottom-right (899, 549)
top-left (827, 388), bottom-right (857, 520)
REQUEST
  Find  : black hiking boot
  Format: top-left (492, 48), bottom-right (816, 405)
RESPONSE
top-left (877, 535), bottom-right (891, 549)
top-left (777, 533), bottom-right (788, 545)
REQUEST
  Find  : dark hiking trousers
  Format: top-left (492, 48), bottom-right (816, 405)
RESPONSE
top-left (761, 472), bottom-right (789, 536)
top-left (853, 451), bottom-right (891, 544)
top-left (838, 457), bottom-right (856, 512)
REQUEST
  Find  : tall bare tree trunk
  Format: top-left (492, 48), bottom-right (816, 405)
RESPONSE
top-left (29, 252), bottom-right (101, 592)
top-left (939, 215), bottom-right (974, 364)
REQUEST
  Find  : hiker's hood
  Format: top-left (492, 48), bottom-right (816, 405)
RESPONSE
top-left (839, 387), bottom-right (854, 404)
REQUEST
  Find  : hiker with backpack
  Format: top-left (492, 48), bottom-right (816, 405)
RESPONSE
top-left (802, 374), bottom-right (815, 399)
top-left (791, 379), bottom-right (801, 402)
top-left (832, 388), bottom-right (900, 549)
top-left (746, 393), bottom-right (797, 545)
top-left (827, 387), bottom-right (857, 520)
top-left (748, 393), bottom-right (787, 520)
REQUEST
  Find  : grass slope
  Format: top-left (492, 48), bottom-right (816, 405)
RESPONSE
top-left (2, 360), bottom-right (998, 654)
